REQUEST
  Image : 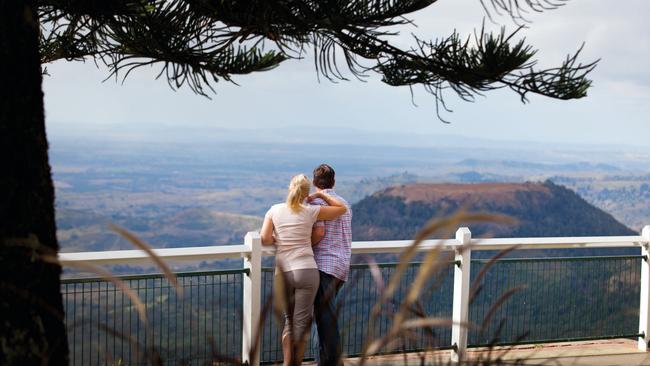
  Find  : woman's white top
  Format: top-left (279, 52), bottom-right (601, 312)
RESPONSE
top-left (265, 203), bottom-right (320, 272)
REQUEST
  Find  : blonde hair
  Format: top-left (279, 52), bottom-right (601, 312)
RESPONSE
top-left (286, 174), bottom-right (311, 213)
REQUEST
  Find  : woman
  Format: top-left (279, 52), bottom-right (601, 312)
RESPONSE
top-left (260, 174), bottom-right (347, 366)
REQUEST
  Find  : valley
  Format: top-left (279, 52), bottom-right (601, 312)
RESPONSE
top-left (51, 136), bottom-right (650, 259)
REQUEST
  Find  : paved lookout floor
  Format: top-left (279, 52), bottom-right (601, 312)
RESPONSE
top-left (314, 339), bottom-right (650, 365)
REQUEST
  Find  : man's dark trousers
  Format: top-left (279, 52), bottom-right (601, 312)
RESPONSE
top-left (314, 271), bottom-right (343, 366)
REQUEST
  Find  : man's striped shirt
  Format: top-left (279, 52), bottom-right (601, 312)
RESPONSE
top-left (311, 189), bottom-right (352, 282)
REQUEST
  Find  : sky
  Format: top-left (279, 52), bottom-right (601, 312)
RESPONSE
top-left (43, 0), bottom-right (650, 148)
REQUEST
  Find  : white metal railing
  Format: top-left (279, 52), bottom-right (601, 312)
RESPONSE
top-left (59, 225), bottom-right (650, 365)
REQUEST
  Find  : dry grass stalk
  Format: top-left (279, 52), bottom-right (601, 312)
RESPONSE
top-left (44, 255), bottom-right (149, 323)
top-left (478, 286), bottom-right (526, 335)
top-left (59, 227), bottom-right (181, 364)
top-left (110, 224), bottom-right (182, 296)
top-left (469, 244), bottom-right (520, 304)
top-left (359, 211), bottom-right (515, 364)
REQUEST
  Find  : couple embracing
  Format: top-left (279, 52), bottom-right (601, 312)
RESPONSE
top-left (260, 164), bottom-right (352, 366)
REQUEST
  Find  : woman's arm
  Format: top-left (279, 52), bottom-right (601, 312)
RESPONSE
top-left (310, 192), bottom-right (347, 221)
top-left (260, 217), bottom-right (275, 245)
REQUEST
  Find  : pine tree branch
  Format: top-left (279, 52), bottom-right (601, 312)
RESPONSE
top-left (481, 0), bottom-right (570, 24)
top-left (37, 0), bottom-right (597, 115)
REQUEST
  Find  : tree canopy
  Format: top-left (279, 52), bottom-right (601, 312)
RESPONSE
top-left (38, 0), bottom-right (597, 118)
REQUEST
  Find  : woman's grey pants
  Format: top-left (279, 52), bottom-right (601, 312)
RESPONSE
top-left (276, 268), bottom-right (320, 343)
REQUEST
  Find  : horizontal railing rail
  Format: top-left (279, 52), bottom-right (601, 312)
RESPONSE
top-left (59, 235), bottom-right (648, 266)
top-left (58, 226), bottom-right (650, 365)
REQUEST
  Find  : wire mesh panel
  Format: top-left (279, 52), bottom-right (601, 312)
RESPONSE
top-left (260, 256), bottom-right (642, 363)
top-left (259, 263), bottom-right (455, 364)
top-left (339, 263), bottom-right (455, 356)
top-left (259, 268), bottom-right (282, 363)
top-left (62, 270), bottom-right (245, 366)
top-left (62, 255), bottom-right (644, 365)
top-left (468, 255), bottom-right (642, 346)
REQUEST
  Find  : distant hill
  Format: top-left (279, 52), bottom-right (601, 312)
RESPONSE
top-left (57, 181), bottom-right (636, 254)
top-left (352, 181), bottom-right (636, 241)
top-left (57, 207), bottom-right (262, 252)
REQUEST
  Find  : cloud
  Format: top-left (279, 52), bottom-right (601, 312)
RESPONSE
top-left (603, 80), bottom-right (650, 100)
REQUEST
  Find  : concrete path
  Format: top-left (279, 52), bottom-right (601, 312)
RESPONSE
top-left (326, 339), bottom-right (650, 365)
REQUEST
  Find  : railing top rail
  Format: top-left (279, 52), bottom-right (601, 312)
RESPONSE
top-left (350, 235), bottom-right (646, 254)
top-left (59, 244), bottom-right (248, 266)
top-left (58, 230), bottom-right (649, 267)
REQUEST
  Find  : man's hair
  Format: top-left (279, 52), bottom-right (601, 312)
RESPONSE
top-left (313, 164), bottom-right (335, 189)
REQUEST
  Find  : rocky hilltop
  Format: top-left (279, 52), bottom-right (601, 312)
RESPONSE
top-left (352, 181), bottom-right (635, 240)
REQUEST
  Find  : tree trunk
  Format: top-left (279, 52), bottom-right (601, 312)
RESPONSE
top-left (0, 1), bottom-right (69, 365)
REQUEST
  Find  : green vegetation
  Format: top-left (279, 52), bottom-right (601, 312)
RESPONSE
top-left (555, 175), bottom-right (650, 232)
top-left (52, 139), bottom-right (650, 256)
top-left (352, 181), bottom-right (636, 242)
top-left (58, 208), bottom-right (262, 252)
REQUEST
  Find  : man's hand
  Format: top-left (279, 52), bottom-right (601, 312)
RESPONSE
top-left (307, 191), bottom-right (323, 202)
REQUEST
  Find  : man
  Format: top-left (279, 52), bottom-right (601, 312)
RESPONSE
top-left (309, 164), bottom-right (352, 366)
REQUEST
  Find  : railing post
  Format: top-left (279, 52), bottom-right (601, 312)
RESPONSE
top-left (243, 231), bottom-right (262, 365)
top-left (639, 225), bottom-right (650, 351)
top-left (451, 227), bottom-right (472, 363)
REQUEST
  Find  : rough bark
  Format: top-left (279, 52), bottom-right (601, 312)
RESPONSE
top-left (0, 1), bottom-right (69, 364)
